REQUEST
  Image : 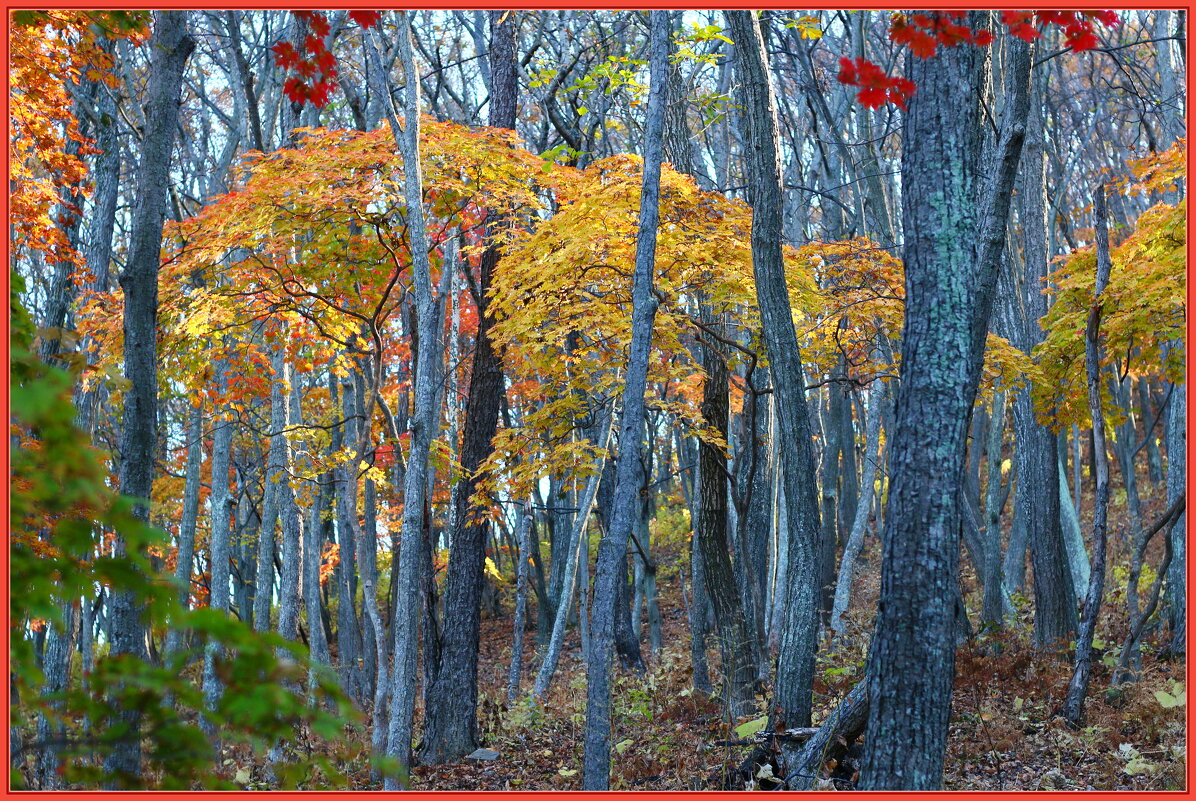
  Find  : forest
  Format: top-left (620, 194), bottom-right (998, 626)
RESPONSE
top-left (8, 8), bottom-right (1187, 791)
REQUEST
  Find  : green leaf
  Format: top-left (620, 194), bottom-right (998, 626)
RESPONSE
top-left (734, 715), bottom-right (768, 739)
top-left (1154, 688), bottom-right (1186, 709)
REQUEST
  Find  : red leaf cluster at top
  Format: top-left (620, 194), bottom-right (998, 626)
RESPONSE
top-left (890, 11), bottom-right (993, 60)
top-left (837, 57), bottom-right (917, 110)
top-left (838, 9), bottom-right (1120, 111)
top-left (272, 10), bottom-right (380, 108)
top-left (1001, 10), bottom-right (1120, 52)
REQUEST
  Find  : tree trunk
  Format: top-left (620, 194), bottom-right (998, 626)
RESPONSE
top-left (1058, 454), bottom-right (1090, 595)
top-left (981, 390), bottom-right (1007, 628)
top-left (830, 382), bottom-right (884, 636)
top-left (303, 388), bottom-right (333, 682)
top-left (418, 9), bottom-right (518, 765)
top-left (253, 344), bottom-right (287, 634)
top-left (1164, 376), bottom-right (1185, 656)
top-left (818, 387), bottom-right (841, 631)
top-left (277, 368), bottom-right (303, 643)
top-left (507, 498), bottom-right (534, 702)
top-left (165, 403), bottom-right (203, 661)
top-left (105, 13), bottom-right (193, 785)
top-left (333, 376), bottom-right (365, 705)
top-left (382, 11), bottom-right (440, 783)
top-left (201, 367), bottom-right (235, 738)
top-left (75, 39), bottom-right (121, 433)
top-left (862, 25), bottom-right (1031, 790)
top-left (1014, 62), bottom-right (1078, 647)
top-left (1062, 184), bottom-right (1114, 728)
top-left (725, 9), bottom-right (822, 733)
top-left (1137, 379), bottom-right (1164, 484)
top-left (533, 414), bottom-right (614, 699)
top-left (684, 434), bottom-right (714, 696)
top-left (581, 14), bottom-right (668, 788)
top-left (695, 309), bottom-right (756, 716)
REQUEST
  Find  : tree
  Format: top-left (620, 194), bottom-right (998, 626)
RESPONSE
top-left (582, 10), bottom-right (670, 790)
top-left (861, 19), bottom-right (1032, 790)
top-left (1007, 65), bottom-right (1077, 647)
top-left (419, 8), bottom-right (520, 765)
top-left (105, 12), bottom-right (194, 784)
top-left (1061, 184), bottom-right (1114, 727)
top-left (724, 9), bottom-right (823, 735)
top-left (380, 10), bottom-right (438, 783)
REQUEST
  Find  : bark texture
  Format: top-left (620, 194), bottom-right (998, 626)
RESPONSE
top-left (861, 25), bottom-right (1031, 790)
top-left (581, 12), bottom-right (668, 788)
top-left (382, 12), bottom-right (439, 781)
top-left (104, 12), bottom-right (193, 785)
top-left (1062, 185), bottom-right (1114, 727)
top-left (725, 9), bottom-right (822, 732)
top-left (695, 312), bottom-right (757, 715)
top-left (419, 10), bottom-right (518, 763)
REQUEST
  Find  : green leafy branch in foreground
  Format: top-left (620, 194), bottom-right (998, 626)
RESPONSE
top-left (10, 269), bottom-right (400, 789)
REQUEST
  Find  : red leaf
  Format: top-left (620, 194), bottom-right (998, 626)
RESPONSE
top-left (271, 40), bottom-right (298, 69)
top-left (1010, 22), bottom-right (1040, 41)
top-left (315, 47), bottom-right (337, 73)
top-left (350, 11), bottom-right (381, 28)
top-left (1001, 10), bottom-right (1032, 27)
top-left (283, 76), bottom-right (305, 104)
top-left (1066, 30), bottom-right (1099, 51)
top-left (857, 87), bottom-right (888, 109)
top-left (308, 11), bottom-right (330, 38)
top-left (837, 57), bottom-right (857, 85)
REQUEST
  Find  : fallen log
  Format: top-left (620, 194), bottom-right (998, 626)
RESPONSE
top-left (712, 728), bottom-right (819, 748)
top-left (756, 727), bottom-right (820, 743)
top-left (782, 677), bottom-right (870, 790)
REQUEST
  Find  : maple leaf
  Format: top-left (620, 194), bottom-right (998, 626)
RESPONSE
top-left (349, 11), bottom-right (381, 28)
top-left (839, 10), bottom-right (1118, 110)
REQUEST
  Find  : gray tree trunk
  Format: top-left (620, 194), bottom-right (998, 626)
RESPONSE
top-left (75, 42), bottom-right (121, 433)
top-left (533, 414), bottom-right (614, 699)
top-left (104, 12), bottom-right (193, 785)
top-left (695, 309), bottom-right (757, 715)
top-left (252, 344), bottom-right (288, 633)
top-left (817, 388), bottom-right (840, 632)
top-left (333, 375), bottom-right (365, 704)
top-left (581, 14), bottom-right (668, 788)
top-left (1058, 455), bottom-right (1090, 594)
top-left (303, 398), bottom-right (333, 691)
top-left (35, 601), bottom-right (77, 788)
top-left (1153, 10), bottom-right (1185, 145)
top-left (1164, 379), bottom-right (1185, 655)
top-left (382, 11), bottom-right (440, 784)
top-left (506, 498), bottom-right (534, 702)
top-left (277, 367), bottom-right (303, 643)
top-left (1013, 64), bottom-right (1077, 647)
top-left (724, 9), bottom-right (822, 734)
top-left (201, 369), bottom-right (235, 743)
top-left (681, 433), bottom-right (714, 696)
top-left (1138, 379), bottom-right (1164, 484)
top-left (166, 404), bottom-right (204, 661)
top-left (419, 10), bottom-right (518, 763)
top-left (862, 26), bottom-right (1031, 790)
top-left (1062, 185), bottom-right (1114, 727)
top-left (830, 382), bottom-right (884, 636)
top-left (981, 391), bottom-right (1007, 627)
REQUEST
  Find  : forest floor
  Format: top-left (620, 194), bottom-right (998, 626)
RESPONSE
top-left (402, 477), bottom-right (1186, 791)
top-left (229, 474), bottom-right (1185, 791)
